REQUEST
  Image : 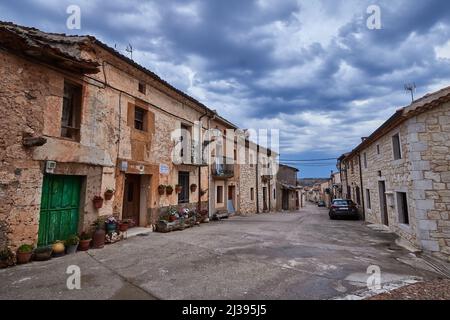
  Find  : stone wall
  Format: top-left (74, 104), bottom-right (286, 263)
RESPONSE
top-left (358, 102), bottom-right (450, 261)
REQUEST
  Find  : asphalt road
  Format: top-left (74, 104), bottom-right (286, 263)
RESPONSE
top-left (0, 203), bottom-right (443, 300)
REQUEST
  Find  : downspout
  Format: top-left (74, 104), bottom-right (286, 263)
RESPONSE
top-left (256, 146), bottom-right (260, 214)
top-left (198, 110), bottom-right (209, 213)
top-left (358, 153), bottom-right (366, 221)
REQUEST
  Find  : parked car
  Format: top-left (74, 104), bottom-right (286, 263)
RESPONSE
top-left (318, 201), bottom-right (326, 207)
top-left (329, 199), bottom-right (359, 220)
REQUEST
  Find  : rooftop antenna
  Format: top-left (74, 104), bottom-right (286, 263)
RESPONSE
top-left (404, 83), bottom-right (416, 103)
top-left (125, 43), bottom-right (133, 60)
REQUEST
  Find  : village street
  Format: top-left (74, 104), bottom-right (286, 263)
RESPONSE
top-left (0, 204), bottom-right (445, 300)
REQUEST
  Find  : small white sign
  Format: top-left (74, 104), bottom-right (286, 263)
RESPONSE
top-left (159, 164), bottom-right (170, 175)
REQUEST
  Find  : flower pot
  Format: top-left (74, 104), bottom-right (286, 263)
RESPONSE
top-left (104, 190), bottom-right (114, 201)
top-left (16, 251), bottom-right (32, 264)
top-left (166, 188), bottom-right (174, 195)
top-left (93, 198), bottom-right (104, 209)
top-left (105, 223), bottom-right (117, 233)
top-left (66, 244), bottom-right (78, 254)
top-left (119, 223), bottom-right (129, 232)
top-left (190, 184), bottom-right (197, 192)
top-left (169, 215), bottom-right (177, 222)
top-left (158, 187), bottom-right (165, 196)
top-left (93, 228), bottom-right (106, 249)
top-left (52, 241), bottom-right (65, 257)
top-left (175, 186), bottom-right (182, 194)
top-left (78, 239), bottom-right (91, 251)
top-left (33, 247), bottom-right (52, 261)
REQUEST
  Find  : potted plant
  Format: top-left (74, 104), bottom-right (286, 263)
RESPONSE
top-left (33, 246), bottom-right (52, 261)
top-left (78, 233), bottom-right (92, 251)
top-left (92, 217), bottom-right (106, 249)
top-left (16, 244), bottom-right (34, 264)
top-left (175, 184), bottom-right (183, 194)
top-left (65, 234), bottom-right (80, 254)
top-left (190, 184), bottom-right (198, 192)
top-left (104, 188), bottom-right (115, 201)
top-left (200, 209), bottom-right (209, 223)
top-left (105, 216), bottom-right (118, 233)
top-left (0, 248), bottom-right (15, 268)
top-left (158, 184), bottom-right (166, 196)
top-left (52, 240), bottom-right (65, 257)
top-left (118, 220), bottom-right (130, 232)
top-left (93, 195), bottom-right (104, 209)
top-left (166, 185), bottom-right (174, 195)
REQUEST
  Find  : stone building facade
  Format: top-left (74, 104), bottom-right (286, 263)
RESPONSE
top-left (276, 164), bottom-right (300, 211)
top-left (0, 22), bottom-right (280, 250)
top-left (339, 86), bottom-right (450, 261)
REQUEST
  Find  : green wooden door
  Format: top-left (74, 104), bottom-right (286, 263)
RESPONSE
top-left (38, 175), bottom-right (81, 247)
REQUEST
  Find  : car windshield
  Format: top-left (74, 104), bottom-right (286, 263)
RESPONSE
top-left (333, 200), bottom-right (352, 206)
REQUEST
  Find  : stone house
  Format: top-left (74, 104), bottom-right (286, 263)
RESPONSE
top-left (339, 86), bottom-right (450, 261)
top-left (0, 22), bottom-right (281, 250)
top-left (276, 164), bottom-right (300, 211)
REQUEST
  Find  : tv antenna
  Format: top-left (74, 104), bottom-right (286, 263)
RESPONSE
top-left (125, 44), bottom-right (133, 60)
top-left (404, 83), bottom-right (416, 103)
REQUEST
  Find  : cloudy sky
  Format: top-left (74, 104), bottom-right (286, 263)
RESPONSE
top-left (2, 0), bottom-right (450, 177)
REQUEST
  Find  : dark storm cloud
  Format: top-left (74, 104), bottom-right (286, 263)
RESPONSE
top-left (2, 0), bottom-right (450, 176)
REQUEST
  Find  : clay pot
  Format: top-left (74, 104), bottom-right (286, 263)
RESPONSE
top-left (93, 197), bottom-right (104, 209)
top-left (93, 229), bottom-right (106, 249)
top-left (52, 241), bottom-right (65, 257)
top-left (16, 251), bottom-right (33, 264)
top-left (190, 184), bottom-right (197, 192)
top-left (166, 187), bottom-right (174, 195)
top-left (169, 215), bottom-right (177, 222)
top-left (78, 239), bottom-right (91, 251)
top-left (33, 247), bottom-right (53, 261)
top-left (158, 186), bottom-right (165, 196)
top-left (119, 222), bottom-right (129, 232)
top-left (175, 185), bottom-right (183, 194)
top-left (104, 190), bottom-right (114, 201)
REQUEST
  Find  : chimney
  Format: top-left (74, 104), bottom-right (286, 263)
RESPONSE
top-left (361, 137), bottom-right (368, 142)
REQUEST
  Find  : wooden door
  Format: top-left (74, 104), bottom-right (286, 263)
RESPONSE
top-left (123, 175), bottom-right (141, 225)
top-left (263, 187), bottom-right (268, 211)
top-left (38, 175), bottom-right (81, 246)
top-left (378, 181), bottom-right (388, 226)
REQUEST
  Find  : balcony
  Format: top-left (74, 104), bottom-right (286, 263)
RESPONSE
top-left (212, 158), bottom-right (234, 180)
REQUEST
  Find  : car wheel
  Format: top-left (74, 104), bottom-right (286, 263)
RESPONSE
top-left (329, 214), bottom-right (335, 220)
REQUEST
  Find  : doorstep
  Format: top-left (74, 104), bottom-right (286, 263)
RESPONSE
top-left (125, 227), bottom-right (153, 239)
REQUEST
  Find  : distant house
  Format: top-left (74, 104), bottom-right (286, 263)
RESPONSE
top-left (276, 164), bottom-right (300, 211)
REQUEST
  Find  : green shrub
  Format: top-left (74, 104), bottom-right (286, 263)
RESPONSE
top-left (17, 244), bottom-right (33, 253)
top-left (66, 234), bottom-right (80, 246)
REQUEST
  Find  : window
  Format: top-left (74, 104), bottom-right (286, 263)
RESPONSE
top-left (134, 107), bottom-right (146, 131)
top-left (251, 188), bottom-right (255, 201)
top-left (397, 192), bottom-right (409, 224)
top-left (249, 154), bottom-right (254, 167)
top-left (234, 149), bottom-right (237, 161)
top-left (376, 144), bottom-right (380, 155)
top-left (178, 171), bottom-right (190, 204)
top-left (180, 124), bottom-right (191, 158)
top-left (351, 160), bottom-right (354, 174)
top-left (366, 189), bottom-right (371, 209)
top-left (61, 81), bottom-right (82, 140)
top-left (138, 81), bottom-right (146, 94)
top-left (363, 152), bottom-right (368, 169)
top-left (392, 133), bottom-right (402, 160)
top-left (216, 186), bottom-right (223, 204)
top-left (273, 188), bottom-right (276, 199)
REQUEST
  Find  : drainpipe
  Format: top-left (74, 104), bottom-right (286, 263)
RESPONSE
top-left (198, 110), bottom-right (209, 213)
top-left (256, 145), bottom-right (260, 214)
top-left (358, 153), bottom-right (366, 221)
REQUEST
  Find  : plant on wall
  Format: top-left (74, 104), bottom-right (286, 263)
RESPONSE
top-left (158, 184), bottom-right (165, 195)
top-left (166, 185), bottom-right (174, 195)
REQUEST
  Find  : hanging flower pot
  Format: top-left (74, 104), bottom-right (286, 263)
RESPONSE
top-left (158, 185), bottom-right (166, 196)
top-left (104, 189), bottom-right (115, 201)
top-left (93, 196), bottom-right (104, 209)
top-left (190, 184), bottom-right (198, 193)
top-left (175, 184), bottom-right (183, 194)
top-left (166, 185), bottom-right (174, 195)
